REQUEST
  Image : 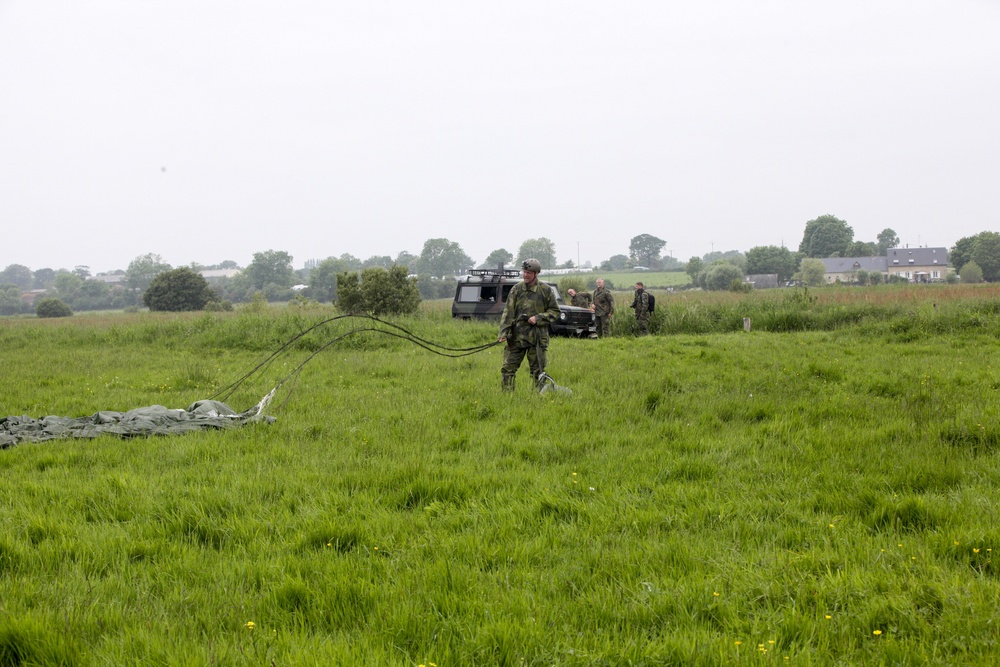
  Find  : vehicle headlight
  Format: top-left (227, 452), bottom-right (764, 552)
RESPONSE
top-left (560, 312), bottom-right (567, 321)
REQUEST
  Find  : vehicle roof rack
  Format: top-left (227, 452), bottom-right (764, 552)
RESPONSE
top-left (468, 267), bottom-right (521, 280)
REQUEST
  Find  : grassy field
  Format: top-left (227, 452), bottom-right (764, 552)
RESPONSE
top-left (2, 288), bottom-right (1000, 665)
top-left (599, 270), bottom-right (691, 289)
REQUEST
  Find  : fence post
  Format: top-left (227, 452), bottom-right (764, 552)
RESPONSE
top-left (743, 317), bottom-right (751, 332)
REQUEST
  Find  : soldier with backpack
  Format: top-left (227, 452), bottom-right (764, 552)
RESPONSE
top-left (631, 281), bottom-right (652, 335)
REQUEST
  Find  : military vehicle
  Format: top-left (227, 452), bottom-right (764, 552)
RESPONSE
top-left (452, 267), bottom-right (597, 337)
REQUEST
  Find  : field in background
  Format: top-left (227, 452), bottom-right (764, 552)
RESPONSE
top-left (560, 271), bottom-right (691, 290)
top-left (2, 292), bottom-right (1000, 664)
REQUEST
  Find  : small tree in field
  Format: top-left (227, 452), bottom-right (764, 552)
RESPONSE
top-left (336, 267), bottom-right (420, 316)
top-left (143, 268), bottom-right (216, 311)
top-left (798, 258), bottom-right (827, 287)
top-left (960, 260), bottom-right (983, 284)
top-left (36, 297), bottom-right (73, 318)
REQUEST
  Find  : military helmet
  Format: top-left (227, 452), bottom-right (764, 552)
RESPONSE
top-left (521, 258), bottom-right (542, 273)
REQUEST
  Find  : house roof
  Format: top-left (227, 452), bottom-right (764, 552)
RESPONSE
top-left (820, 256), bottom-right (888, 273)
top-left (886, 247), bottom-right (948, 267)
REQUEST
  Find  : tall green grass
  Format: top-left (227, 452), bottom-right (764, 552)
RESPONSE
top-left (2, 298), bottom-right (999, 664)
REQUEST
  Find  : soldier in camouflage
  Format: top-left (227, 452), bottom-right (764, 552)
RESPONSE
top-left (498, 258), bottom-right (561, 391)
top-left (592, 277), bottom-right (615, 338)
top-left (630, 281), bottom-right (650, 335)
top-left (567, 288), bottom-right (592, 309)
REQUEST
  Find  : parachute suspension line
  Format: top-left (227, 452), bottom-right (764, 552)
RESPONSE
top-left (210, 315), bottom-right (503, 410)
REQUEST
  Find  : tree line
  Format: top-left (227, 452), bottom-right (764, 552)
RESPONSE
top-left (3, 216), bottom-right (998, 316)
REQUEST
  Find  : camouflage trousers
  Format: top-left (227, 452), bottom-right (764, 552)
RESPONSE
top-left (636, 315), bottom-right (649, 336)
top-left (501, 343), bottom-right (548, 391)
top-left (595, 315), bottom-right (612, 338)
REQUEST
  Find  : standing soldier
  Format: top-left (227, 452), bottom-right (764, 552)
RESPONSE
top-left (592, 277), bottom-right (615, 338)
top-left (498, 258), bottom-right (561, 392)
top-left (631, 281), bottom-right (650, 335)
top-left (567, 288), bottom-right (592, 309)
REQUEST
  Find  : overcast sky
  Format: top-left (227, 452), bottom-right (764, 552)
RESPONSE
top-left (1, 1), bottom-right (997, 275)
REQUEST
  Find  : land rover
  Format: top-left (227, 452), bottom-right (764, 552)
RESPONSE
top-left (452, 267), bottom-right (597, 337)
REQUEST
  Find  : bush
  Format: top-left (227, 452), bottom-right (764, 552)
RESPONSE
top-left (143, 267), bottom-right (216, 311)
top-left (960, 260), bottom-right (983, 284)
top-left (35, 297), bottom-right (73, 318)
top-left (204, 299), bottom-right (234, 312)
top-left (337, 266), bottom-right (421, 316)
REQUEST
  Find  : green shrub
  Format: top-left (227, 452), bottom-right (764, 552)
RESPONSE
top-left (143, 267), bottom-right (216, 311)
top-left (337, 266), bottom-right (420, 316)
top-left (34, 297), bottom-right (73, 318)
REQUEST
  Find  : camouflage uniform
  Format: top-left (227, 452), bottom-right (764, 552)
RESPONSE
top-left (592, 286), bottom-right (615, 337)
top-left (631, 288), bottom-right (650, 335)
top-left (498, 281), bottom-right (561, 391)
top-left (571, 291), bottom-right (592, 308)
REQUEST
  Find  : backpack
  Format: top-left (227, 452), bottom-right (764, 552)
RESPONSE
top-left (646, 292), bottom-right (655, 313)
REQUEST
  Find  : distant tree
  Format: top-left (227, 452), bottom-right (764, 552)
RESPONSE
top-left (600, 254), bottom-right (629, 271)
top-left (970, 231), bottom-right (1000, 282)
top-left (876, 228), bottom-right (900, 254)
top-left (799, 215), bottom-right (854, 258)
top-left (241, 250), bottom-right (295, 290)
top-left (702, 250), bottom-right (747, 271)
top-left (143, 267), bottom-right (216, 311)
top-left (53, 272), bottom-right (84, 300)
top-left (481, 248), bottom-right (514, 269)
top-left (332, 253), bottom-right (362, 271)
top-left (35, 297), bottom-right (73, 318)
top-left (628, 234), bottom-right (667, 267)
top-left (855, 269), bottom-right (869, 286)
top-left (308, 258), bottom-right (342, 302)
top-left (745, 246), bottom-right (799, 282)
top-left (0, 264), bottom-right (33, 290)
top-left (33, 268), bottom-right (57, 289)
top-left (394, 251), bottom-right (419, 272)
top-left (660, 255), bottom-right (683, 270)
top-left (416, 276), bottom-right (456, 300)
top-left (73, 265), bottom-right (91, 279)
top-left (847, 241), bottom-right (877, 257)
top-left (950, 235), bottom-right (979, 274)
top-left (362, 255), bottom-right (393, 270)
top-left (417, 238), bottom-right (473, 277)
top-left (685, 256), bottom-right (704, 282)
top-left (0, 284), bottom-right (26, 315)
top-left (798, 258), bottom-right (827, 286)
top-left (516, 238), bottom-right (556, 271)
top-left (960, 260), bottom-right (983, 284)
top-left (125, 253), bottom-right (172, 291)
top-left (218, 260), bottom-right (240, 269)
top-left (559, 259), bottom-right (575, 269)
top-left (73, 279), bottom-right (113, 310)
top-left (700, 261), bottom-right (743, 291)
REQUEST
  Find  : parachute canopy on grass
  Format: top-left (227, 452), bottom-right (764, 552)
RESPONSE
top-left (0, 400), bottom-right (273, 449)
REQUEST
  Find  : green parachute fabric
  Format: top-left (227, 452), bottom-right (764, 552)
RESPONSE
top-left (1, 398), bottom-right (274, 449)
